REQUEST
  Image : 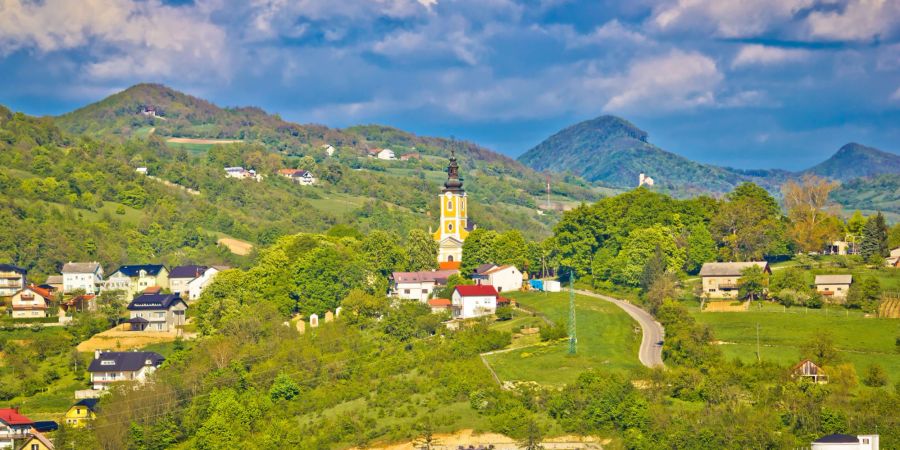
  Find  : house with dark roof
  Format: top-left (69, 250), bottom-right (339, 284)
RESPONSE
top-left (103, 265), bottom-right (169, 297)
top-left (126, 293), bottom-right (186, 332)
top-left (699, 261), bottom-right (770, 299)
top-left (0, 264), bottom-right (26, 297)
top-left (168, 265), bottom-right (209, 295)
top-left (88, 351), bottom-right (164, 390)
top-left (451, 284), bottom-right (499, 319)
top-left (277, 168), bottom-right (316, 185)
top-left (390, 269), bottom-right (459, 302)
top-left (64, 398), bottom-right (99, 428)
top-left (811, 433), bottom-right (879, 449)
top-left (61, 261), bottom-right (104, 294)
top-left (0, 408), bottom-right (34, 449)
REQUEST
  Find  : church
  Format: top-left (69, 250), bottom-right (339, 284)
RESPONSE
top-left (433, 150), bottom-right (474, 268)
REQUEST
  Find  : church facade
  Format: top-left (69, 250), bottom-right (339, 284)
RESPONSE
top-left (433, 150), bottom-right (473, 265)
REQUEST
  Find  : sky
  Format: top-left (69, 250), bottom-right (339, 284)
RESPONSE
top-left (1, 0), bottom-right (899, 170)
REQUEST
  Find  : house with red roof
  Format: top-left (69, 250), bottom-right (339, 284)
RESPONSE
top-left (427, 298), bottom-right (452, 313)
top-left (9, 285), bottom-right (52, 319)
top-left (0, 408), bottom-right (34, 448)
top-left (451, 284), bottom-right (499, 319)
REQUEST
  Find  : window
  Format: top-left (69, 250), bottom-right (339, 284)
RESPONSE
top-left (32, 444), bottom-right (39, 450)
top-left (447, 255), bottom-right (454, 262)
top-left (447, 200), bottom-right (453, 210)
top-left (448, 223), bottom-right (453, 231)
top-left (101, 360), bottom-right (115, 366)
top-left (708, 289), bottom-right (716, 293)
top-left (404, 289), bottom-right (411, 294)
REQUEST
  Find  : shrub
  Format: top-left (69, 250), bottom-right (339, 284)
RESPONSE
top-left (495, 306), bottom-right (513, 321)
top-left (863, 364), bottom-right (888, 387)
top-left (539, 323), bottom-right (568, 341)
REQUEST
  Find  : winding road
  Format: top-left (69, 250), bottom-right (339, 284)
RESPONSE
top-left (575, 290), bottom-right (665, 368)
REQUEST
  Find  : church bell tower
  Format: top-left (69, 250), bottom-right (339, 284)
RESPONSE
top-left (433, 149), bottom-right (469, 265)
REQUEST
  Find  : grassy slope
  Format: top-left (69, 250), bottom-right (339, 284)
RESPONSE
top-left (691, 302), bottom-right (900, 384)
top-left (485, 291), bottom-right (642, 386)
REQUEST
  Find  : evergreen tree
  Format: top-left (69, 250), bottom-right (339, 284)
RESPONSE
top-left (859, 212), bottom-right (889, 260)
top-left (640, 245), bottom-right (667, 291)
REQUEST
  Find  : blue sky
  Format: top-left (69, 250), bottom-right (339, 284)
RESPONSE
top-left (1, 0), bottom-right (899, 170)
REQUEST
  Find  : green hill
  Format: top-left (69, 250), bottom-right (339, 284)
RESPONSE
top-left (805, 142), bottom-right (900, 181)
top-left (830, 174), bottom-right (900, 222)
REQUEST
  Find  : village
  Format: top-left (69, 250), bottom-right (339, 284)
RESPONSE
top-left (1, 150), bottom-right (897, 450)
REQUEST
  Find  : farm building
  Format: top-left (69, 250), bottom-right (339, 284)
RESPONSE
top-left (815, 274), bottom-right (852, 300)
top-left (792, 359), bottom-right (828, 383)
top-left (699, 261), bottom-right (770, 299)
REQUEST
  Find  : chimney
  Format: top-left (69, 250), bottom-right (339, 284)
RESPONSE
top-left (94, 350), bottom-right (101, 359)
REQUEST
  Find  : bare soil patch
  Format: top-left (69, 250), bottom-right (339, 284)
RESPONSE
top-left (357, 429), bottom-right (607, 450)
top-left (166, 137), bottom-right (243, 145)
top-left (76, 326), bottom-right (178, 352)
top-left (217, 237), bottom-right (254, 255)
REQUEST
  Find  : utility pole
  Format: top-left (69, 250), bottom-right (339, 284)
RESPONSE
top-left (568, 273), bottom-right (577, 355)
top-left (545, 173), bottom-right (551, 211)
top-left (756, 322), bottom-right (761, 363)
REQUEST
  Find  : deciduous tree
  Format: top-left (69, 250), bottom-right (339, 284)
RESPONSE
top-left (782, 175), bottom-right (841, 253)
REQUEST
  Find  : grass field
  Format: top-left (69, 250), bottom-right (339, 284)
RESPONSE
top-left (690, 302), bottom-right (900, 384)
top-left (484, 291), bottom-right (642, 386)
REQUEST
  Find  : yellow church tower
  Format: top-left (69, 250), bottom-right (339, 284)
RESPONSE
top-left (433, 149), bottom-right (470, 265)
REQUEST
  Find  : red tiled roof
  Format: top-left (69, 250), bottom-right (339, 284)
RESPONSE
top-left (454, 285), bottom-right (498, 297)
top-left (497, 297), bottom-right (511, 304)
top-left (0, 408), bottom-right (33, 426)
top-left (27, 284), bottom-right (53, 299)
top-left (439, 261), bottom-right (461, 270)
top-left (428, 298), bottom-right (452, 307)
top-left (143, 286), bottom-right (162, 294)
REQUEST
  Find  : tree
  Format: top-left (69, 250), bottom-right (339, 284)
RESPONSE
top-left (405, 229), bottom-right (438, 271)
top-left (295, 245), bottom-right (369, 315)
top-left (517, 418), bottom-right (544, 450)
top-left (493, 230), bottom-right (529, 268)
top-left (361, 230), bottom-right (404, 278)
top-left (888, 222), bottom-right (900, 249)
top-left (340, 289), bottom-right (389, 325)
top-left (712, 184), bottom-right (790, 261)
top-left (461, 228), bottom-right (498, 276)
top-left (859, 212), bottom-right (889, 261)
top-left (495, 305), bottom-right (513, 321)
top-left (846, 210), bottom-right (867, 237)
top-left (684, 223), bottom-right (717, 274)
top-left (863, 363), bottom-right (888, 387)
top-left (413, 418), bottom-right (440, 450)
top-left (800, 331), bottom-right (841, 367)
top-left (640, 245), bottom-right (667, 291)
top-left (846, 277), bottom-right (881, 310)
top-left (782, 175), bottom-right (841, 253)
top-left (738, 265), bottom-right (767, 301)
top-left (270, 372), bottom-right (301, 400)
top-left (611, 225), bottom-right (684, 287)
top-left (645, 273), bottom-right (678, 315)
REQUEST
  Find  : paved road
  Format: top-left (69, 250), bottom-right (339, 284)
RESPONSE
top-left (575, 290), bottom-right (665, 368)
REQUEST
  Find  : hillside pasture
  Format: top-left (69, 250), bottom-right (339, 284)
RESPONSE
top-left (690, 302), bottom-right (900, 384)
top-left (484, 291), bottom-right (642, 386)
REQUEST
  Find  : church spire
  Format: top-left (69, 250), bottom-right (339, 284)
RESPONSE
top-left (443, 147), bottom-right (464, 192)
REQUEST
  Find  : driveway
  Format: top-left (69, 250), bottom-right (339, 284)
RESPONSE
top-left (575, 290), bottom-right (665, 368)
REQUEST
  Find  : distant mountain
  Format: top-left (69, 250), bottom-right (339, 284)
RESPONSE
top-left (804, 143), bottom-right (900, 181)
top-left (830, 174), bottom-right (900, 221)
top-left (519, 115), bottom-right (899, 197)
top-left (517, 115), bottom-right (787, 194)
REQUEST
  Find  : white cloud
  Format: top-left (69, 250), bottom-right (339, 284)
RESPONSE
top-left (651, 0), bottom-right (814, 38)
top-left (805, 0), bottom-right (900, 41)
top-left (0, 0), bottom-right (227, 80)
top-left (891, 86), bottom-right (900, 101)
top-left (600, 50), bottom-right (723, 113)
top-left (547, 20), bottom-right (650, 48)
top-left (732, 44), bottom-right (811, 68)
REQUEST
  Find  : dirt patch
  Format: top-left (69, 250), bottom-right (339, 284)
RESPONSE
top-left (166, 137), bottom-right (243, 145)
top-left (217, 237), bottom-right (254, 256)
top-left (703, 301), bottom-right (749, 312)
top-left (76, 326), bottom-right (178, 352)
top-left (357, 429), bottom-right (607, 450)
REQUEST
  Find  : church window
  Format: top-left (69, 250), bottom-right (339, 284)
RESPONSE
top-left (447, 200), bottom-right (453, 210)
top-left (448, 223), bottom-right (453, 231)
top-left (448, 255), bottom-right (454, 262)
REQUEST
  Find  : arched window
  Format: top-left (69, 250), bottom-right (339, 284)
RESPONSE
top-left (447, 200), bottom-right (453, 210)
top-left (448, 255), bottom-right (454, 262)
top-left (448, 223), bottom-right (453, 231)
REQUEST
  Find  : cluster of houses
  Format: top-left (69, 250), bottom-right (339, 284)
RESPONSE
top-left (225, 166), bottom-right (318, 185)
top-left (1, 263), bottom-right (224, 326)
top-left (365, 147), bottom-right (421, 161)
top-left (224, 166), bottom-right (263, 182)
top-left (698, 261), bottom-right (864, 302)
top-left (390, 263), bottom-right (524, 320)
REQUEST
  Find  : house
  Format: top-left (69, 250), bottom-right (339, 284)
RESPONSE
top-left (103, 265), bottom-right (169, 297)
top-left (811, 434), bottom-right (879, 450)
top-left (15, 430), bottom-right (54, 450)
top-left (44, 275), bottom-right (63, 292)
top-left (0, 264), bottom-right (26, 297)
top-left (638, 173), bottom-right (655, 187)
top-left (825, 240), bottom-right (857, 256)
top-left (126, 294), bottom-right (187, 332)
top-left (322, 144), bottom-right (335, 156)
top-left (390, 270), bottom-right (458, 302)
top-left (64, 399), bottom-right (98, 428)
top-left (135, 167), bottom-right (148, 175)
top-left (61, 294), bottom-right (95, 313)
top-left (475, 265), bottom-right (523, 293)
top-left (792, 359), bottom-right (828, 383)
top-left (375, 148), bottom-right (396, 160)
top-left (186, 266), bottom-right (223, 301)
top-left (62, 262), bottom-right (104, 294)
top-left (400, 152), bottom-right (421, 161)
top-left (168, 265), bottom-right (209, 295)
top-left (887, 248), bottom-right (900, 267)
top-left (10, 286), bottom-right (52, 319)
top-left (277, 169), bottom-right (316, 185)
top-left (0, 408), bottom-right (34, 449)
top-left (451, 284), bottom-right (499, 319)
top-left (88, 350), bottom-right (164, 390)
top-left (224, 167), bottom-right (262, 182)
top-left (428, 298), bottom-right (451, 313)
top-left (815, 275), bottom-right (853, 300)
top-left (698, 261), bottom-right (770, 299)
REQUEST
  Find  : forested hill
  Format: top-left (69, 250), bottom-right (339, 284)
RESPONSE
top-left (518, 115), bottom-right (900, 198)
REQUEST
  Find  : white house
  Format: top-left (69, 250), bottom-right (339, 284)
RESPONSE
top-left (814, 274), bottom-right (852, 300)
top-left (390, 270), bottom-right (458, 302)
top-left (322, 144), bottom-right (335, 156)
top-left (168, 265), bottom-right (209, 295)
top-left (277, 169), bottom-right (316, 185)
top-left (376, 149), bottom-right (396, 160)
top-left (0, 408), bottom-right (35, 449)
top-left (224, 167), bottom-right (262, 182)
top-left (87, 351), bottom-right (164, 390)
top-left (476, 265), bottom-right (523, 293)
top-left (186, 266), bottom-right (223, 301)
top-left (135, 167), bottom-right (148, 175)
top-left (811, 434), bottom-right (879, 450)
top-left (62, 261), bottom-right (104, 294)
top-left (451, 284), bottom-right (499, 319)
top-left (0, 264), bottom-right (26, 297)
top-left (638, 173), bottom-right (655, 187)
